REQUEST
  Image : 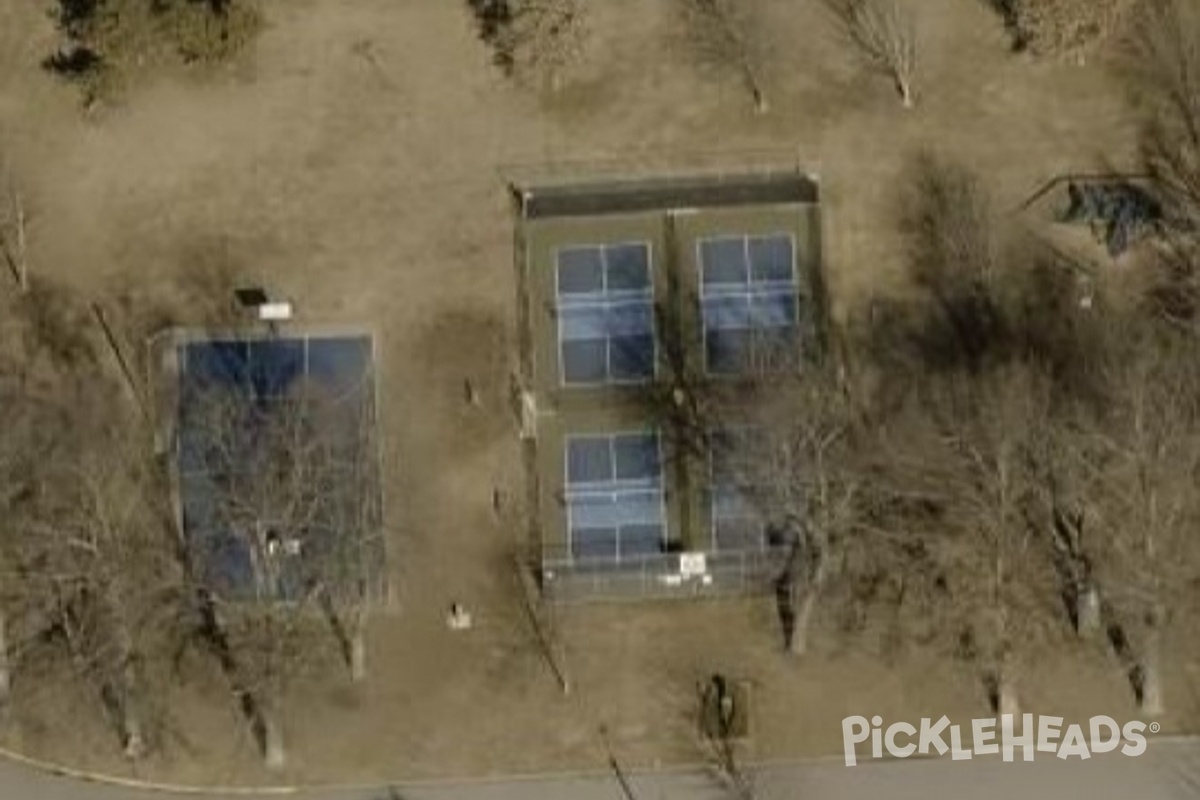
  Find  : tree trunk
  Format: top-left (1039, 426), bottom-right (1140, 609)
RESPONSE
top-left (120, 655), bottom-right (146, 759)
top-left (739, 60), bottom-right (767, 114)
top-left (318, 589), bottom-right (366, 682)
top-left (0, 608), bottom-right (10, 711)
top-left (986, 665), bottom-right (1020, 716)
top-left (753, 89), bottom-right (769, 114)
top-left (1140, 626), bottom-right (1164, 716)
top-left (349, 610), bottom-right (367, 683)
top-left (997, 676), bottom-right (1019, 717)
top-left (122, 705), bottom-right (146, 758)
top-left (120, 650), bottom-right (146, 759)
top-left (9, 190), bottom-right (27, 292)
top-left (261, 700), bottom-right (286, 769)
top-left (790, 549), bottom-right (827, 657)
top-left (103, 580), bottom-right (145, 759)
top-left (1075, 584), bottom-right (1101, 637)
top-left (195, 591), bottom-right (285, 769)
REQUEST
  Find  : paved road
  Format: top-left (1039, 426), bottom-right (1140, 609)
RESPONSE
top-left (2, 740), bottom-right (1198, 800)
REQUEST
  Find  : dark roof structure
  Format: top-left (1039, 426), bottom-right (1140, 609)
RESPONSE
top-left (516, 171), bottom-right (820, 220)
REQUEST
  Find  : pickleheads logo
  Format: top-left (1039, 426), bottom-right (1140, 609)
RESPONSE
top-left (842, 715), bottom-right (1157, 766)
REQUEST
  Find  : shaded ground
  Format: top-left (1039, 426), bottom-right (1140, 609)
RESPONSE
top-left (0, 0), bottom-right (1173, 786)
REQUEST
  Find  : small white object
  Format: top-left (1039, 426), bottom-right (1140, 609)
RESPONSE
top-left (679, 552), bottom-right (707, 578)
top-left (258, 302), bottom-right (293, 322)
top-left (447, 603), bottom-right (472, 630)
top-left (701, 575), bottom-right (713, 586)
top-left (266, 535), bottom-right (301, 557)
top-left (660, 574), bottom-right (683, 587)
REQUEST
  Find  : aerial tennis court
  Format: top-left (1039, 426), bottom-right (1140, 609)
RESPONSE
top-left (166, 329), bottom-right (384, 602)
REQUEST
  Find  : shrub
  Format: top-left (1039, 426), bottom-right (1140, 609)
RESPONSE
top-left (985, 0), bottom-right (1136, 56)
top-left (466, 0), bottom-right (586, 90)
top-left (44, 0), bottom-right (262, 98)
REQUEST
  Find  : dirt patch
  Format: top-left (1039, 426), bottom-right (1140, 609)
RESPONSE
top-left (409, 306), bottom-right (515, 455)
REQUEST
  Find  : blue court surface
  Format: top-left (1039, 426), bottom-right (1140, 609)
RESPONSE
top-left (174, 332), bottom-right (381, 601)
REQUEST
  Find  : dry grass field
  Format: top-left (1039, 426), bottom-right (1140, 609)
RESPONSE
top-left (0, 0), bottom-right (1180, 786)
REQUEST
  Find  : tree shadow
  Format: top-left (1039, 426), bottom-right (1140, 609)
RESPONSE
top-left (42, 45), bottom-right (103, 79)
top-left (978, 0), bottom-right (1030, 51)
top-left (1103, 612), bottom-right (1146, 704)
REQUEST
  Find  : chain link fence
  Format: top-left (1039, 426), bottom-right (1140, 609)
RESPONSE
top-left (539, 546), bottom-right (789, 604)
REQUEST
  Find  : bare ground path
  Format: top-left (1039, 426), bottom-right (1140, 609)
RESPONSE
top-left (1, 739), bottom-right (1198, 800)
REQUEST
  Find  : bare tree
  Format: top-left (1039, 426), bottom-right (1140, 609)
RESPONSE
top-left (888, 150), bottom-right (1096, 377)
top-left (821, 0), bottom-right (916, 108)
top-left (0, 278), bottom-right (387, 766)
top-left (898, 152), bottom-right (1002, 373)
top-left (640, 289), bottom-right (859, 656)
top-left (878, 364), bottom-right (1066, 715)
top-left (0, 285), bottom-right (180, 757)
top-left (898, 181), bottom-right (1104, 708)
top-left (179, 372), bottom-right (380, 767)
top-left (866, 156), bottom-right (1102, 709)
top-left (1019, 1), bottom-right (1200, 700)
top-left (1025, 419), bottom-right (1105, 639)
top-left (1127, 0), bottom-right (1200, 221)
top-left (0, 372), bottom-right (33, 720)
top-left (863, 145), bottom-right (1200, 719)
top-left (723, 366), bottom-right (866, 656)
top-left (29, 430), bottom-right (178, 759)
top-left (470, 0), bottom-right (588, 91)
top-left (1124, 0), bottom-right (1200, 327)
top-left (1116, 2), bottom-right (1200, 713)
top-left (679, 0), bottom-right (772, 112)
top-left (309, 384), bottom-right (381, 685)
top-left (0, 288), bottom-right (67, 720)
top-left (1078, 327), bottom-right (1200, 715)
